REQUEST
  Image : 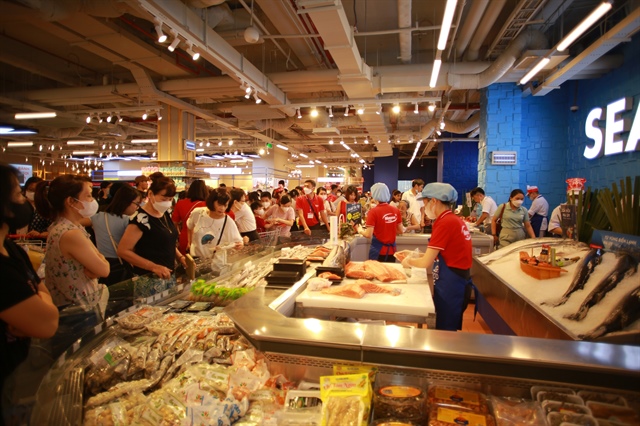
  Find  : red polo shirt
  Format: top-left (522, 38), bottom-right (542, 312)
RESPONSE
top-left (365, 203), bottom-right (401, 254)
top-left (295, 194), bottom-right (325, 227)
top-left (428, 210), bottom-right (473, 270)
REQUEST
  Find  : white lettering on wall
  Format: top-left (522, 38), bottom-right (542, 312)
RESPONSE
top-left (584, 97), bottom-right (639, 159)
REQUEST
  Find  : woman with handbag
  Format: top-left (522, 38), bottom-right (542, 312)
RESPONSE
top-left (172, 179), bottom-right (208, 255)
top-left (90, 185), bottom-right (141, 286)
top-left (491, 189), bottom-right (537, 249)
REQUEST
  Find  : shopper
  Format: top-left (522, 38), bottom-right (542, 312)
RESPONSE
top-left (469, 187), bottom-right (498, 233)
top-left (91, 185), bottom-right (141, 286)
top-left (390, 189), bottom-right (402, 208)
top-left (296, 179), bottom-right (330, 237)
top-left (398, 200), bottom-right (421, 233)
top-left (527, 185), bottom-right (549, 238)
top-left (97, 181), bottom-right (112, 208)
top-left (336, 185), bottom-right (361, 232)
top-left (118, 174), bottom-right (186, 280)
top-left (287, 189), bottom-right (301, 233)
top-left (401, 183), bottom-right (473, 331)
top-left (260, 191), bottom-right (273, 210)
top-left (327, 184), bottom-right (339, 204)
top-left (250, 201), bottom-right (267, 233)
top-left (264, 194), bottom-right (295, 238)
top-left (21, 176), bottom-right (52, 239)
top-left (273, 180), bottom-right (286, 199)
top-left (134, 175), bottom-right (149, 199)
top-left (317, 186), bottom-right (336, 217)
top-left (492, 189), bottom-right (537, 249)
top-left (172, 179), bottom-right (207, 255)
top-left (359, 183), bottom-right (403, 262)
top-left (0, 165), bottom-right (59, 417)
top-left (35, 174), bottom-right (110, 309)
top-left (402, 179), bottom-right (425, 230)
top-left (187, 188), bottom-right (243, 259)
top-left (229, 188), bottom-right (260, 242)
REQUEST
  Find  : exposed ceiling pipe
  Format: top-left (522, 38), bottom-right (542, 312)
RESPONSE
top-left (252, 118), bottom-right (296, 132)
top-left (419, 113), bottom-right (480, 140)
top-left (204, 4), bottom-right (235, 29)
top-left (398, 0), bottom-right (412, 64)
top-left (448, 30), bottom-right (547, 90)
top-left (465, 0), bottom-right (506, 61)
top-left (454, 0), bottom-right (489, 60)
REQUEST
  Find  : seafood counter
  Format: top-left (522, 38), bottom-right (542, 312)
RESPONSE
top-left (473, 238), bottom-right (640, 343)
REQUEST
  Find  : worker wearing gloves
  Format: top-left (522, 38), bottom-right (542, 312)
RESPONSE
top-left (359, 183), bottom-right (403, 262)
top-left (401, 183), bottom-right (474, 331)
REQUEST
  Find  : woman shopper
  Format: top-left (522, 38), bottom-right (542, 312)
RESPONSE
top-left (390, 189), bottom-right (402, 208)
top-left (0, 165), bottom-right (59, 424)
top-left (397, 200), bottom-right (421, 233)
top-left (35, 174), bottom-right (110, 310)
top-left (20, 176), bottom-right (52, 238)
top-left (172, 179), bottom-right (208, 255)
top-left (401, 183), bottom-right (473, 331)
top-left (264, 194), bottom-right (295, 238)
top-left (336, 185), bottom-right (361, 232)
top-left (359, 183), bottom-right (403, 262)
top-left (250, 201), bottom-right (267, 233)
top-left (229, 188), bottom-right (260, 242)
top-left (492, 189), bottom-right (536, 249)
top-left (118, 174), bottom-right (186, 287)
top-left (91, 185), bottom-right (141, 286)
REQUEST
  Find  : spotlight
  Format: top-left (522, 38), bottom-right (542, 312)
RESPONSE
top-left (440, 121), bottom-right (445, 129)
top-left (117, 113), bottom-right (123, 122)
top-left (259, 147), bottom-right (265, 155)
top-left (328, 106), bottom-right (333, 118)
top-left (296, 108), bottom-right (302, 119)
top-left (310, 107), bottom-right (318, 118)
top-left (376, 105), bottom-right (382, 115)
top-left (428, 103), bottom-right (436, 112)
top-left (206, 142), bottom-right (210, 147)
top-left (228, 139), bottom-right (233, 146)
top-left (167, 31), bottom-right (180, 52)
top-left (98, 116), bottom-right (103, 123)
top-left (106, 113), bottom-right (113, 123)
top-left (86, 115), bottom-right (92, 124)
top-left (142, 111), bottom-right (148, 120)
top-left (154, 19), bottom-right (167, 43)
top-left (328, 139), bottom-right (334, 145)
top-left (414, 103), bottom-right (419, 114)
top-left (364, 137), bottom-right (369, 144)
top-left (356, 106), bottom-right (364, 115)
top-left (218, 141), bottom-right (222, 146)
top-left (253, 92), bottom-right (262, 104)
top-left (157, 110), bottom-right (163, 120)
top-left (245, 86), bottom-right (252, 99)
top-left (392, 104), bottom-right (400, 114)
top-left (344, 106), bottom-right (349, 117)
top-left (187, 43), bottom-right (199, 60)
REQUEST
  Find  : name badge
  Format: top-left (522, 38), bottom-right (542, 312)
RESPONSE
top-left (307, 212), bottom-right (314, 219)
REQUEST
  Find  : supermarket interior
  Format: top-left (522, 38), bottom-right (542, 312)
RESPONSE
top-left (1, 0), bottom-right (640, 425)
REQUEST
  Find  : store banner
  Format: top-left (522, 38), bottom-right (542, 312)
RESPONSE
top-left (559, 204), bottom-right (577, 240)
top-left (591, 230), bottom-right (640, 256)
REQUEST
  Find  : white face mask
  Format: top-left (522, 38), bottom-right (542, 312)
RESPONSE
top-left (25, 191), bottom-right (35, 201)
top-left (303, 187), bottom-right (312, 195)
top-left (319, 194), bottom-right (327, 200)
top-left (73, 198), bottom-right (99, 218)
top-left (262, 201), bottom-right (270, 208)
top-left (256, 209), bottom-right (265, 216)
top-left (153, 199), bottom-right (172, 214)
top-left (424, 200), bottom-right (438, 220)
top-left (511, 199), bottom-right (524, 207)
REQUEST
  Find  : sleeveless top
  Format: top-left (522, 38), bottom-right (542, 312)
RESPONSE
top-left (45, 217), bottom-right (102, 309)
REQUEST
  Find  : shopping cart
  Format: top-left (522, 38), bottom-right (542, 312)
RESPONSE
top-left (257, 228), bottom-right (281, 247)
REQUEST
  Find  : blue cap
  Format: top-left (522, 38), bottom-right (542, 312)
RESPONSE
top-left (418, 182), bottom-right (458, 203)
top-left (370, 182), bottom-right (390, 202)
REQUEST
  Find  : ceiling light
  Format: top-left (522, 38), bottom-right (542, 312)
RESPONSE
top-left (157, 110), bottom-right (163, 120)
top-left (206, 142), bottom-right (210, 147)
top-left (557, 1), bottom-right (612, 52)
top-left (329, 139), bottom-right (334, 145)
top-left (430, 59), bottom-right (442, 88)
top-left (259, 147), bottom-right (265, 155)
top-left (310, 107), bottom-right (318, 118)
top-left (199, 141), bottom-right (203, 147)
top-left (245, 86), bottom-right (252, 99)
top-left (72, 150), bottom-right (94, 155)
top-left (253, 92), bottom-right (262, 104)
top-left (392, 104), bottom-right (401, 114)
top-left (414, 103), bottom-right (419, 114)
top-left (115, 143), bottom-right (119, 149)
top-left (154, 18), bottom-right (167, 43)
top-left (106, 113), bottom-right (113, 123)
top-left (353, 138), bottom-right (358, 144)
top-left (428, 103), bottom-right (436, 112)
top-left (131, 138), bottom-right (158, 144)
top-left (315, 160), bottom-right (321, 164)
top-left (309, 160), bottom-right (314, 164)
top-left (436, 130), bottom-right (442, 136)
top-left (187, 43), bottom-right (200, 60)
top-left (376, 105), bottom-right (382, 115)
top-left (276, 144), bottom-right (289, 151)
top-left (67, 140), bottom-right (95, 145)
top-left (196, 148), bottom-right (205, 152)
top-left (218, 141), bottom-right (222, 146)
top-left (340, 139), bottom-right (345, 144)
top-left (296, 108), bottom-right (302, 119)
top-left (228, 139), bottom-right (233, 145)
top-left (167, 31), bottom-right (180, 52)
top-left (344, 106), bottom-right (349, 117)
top-left (86, 115), bottom-right (92, 124)
top-left (15, 112), bottom-right (57, 119)
top-left (117, 113), bottom-right (123, 122)
top-left (364, 137), bottom-right (369, 144)
top-left (123, 149), bottom-right (147, 154)
top-left (440, 121), bottom-right (446, 129)
top-left (328, 106), bottom-right (333, 118)
top-left (356, 106), bottom-right (364, 115)
top-left (519, 57), bottom-right (551, 85)
top-left (102, 143), bottom-right (106, 149)
top-left (142, 111), bottom-right (148, 120)
top-left (7, 141), bottom-right (33, 147)
top-left (437, 0), bottom-right (458, 50)
top-left (299, 153), bottom-right (308, 158)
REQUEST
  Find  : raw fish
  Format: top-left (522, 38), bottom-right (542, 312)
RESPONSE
top-left (546, 248), bottom-right (602, 307)
top-left (321, 284), bottom-right (366, 299)
top-left (580, 286), bottom-right (640, 340)
top-left (363, 260), bottom-right (407, 282)
top-left (355, 280), bottom-right (401, 296)
top-left (319, 272), bottom-right (342, 280)
top-left (345, 262), bottom-right (375, 280)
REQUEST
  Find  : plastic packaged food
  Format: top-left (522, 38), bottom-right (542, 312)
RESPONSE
top-left (577, 391), bottom-right (627, 407)
top-left (115, 305), bottom-right (167, 330)
top-left (187, 301), bottom-right (212, 312)
top-left (372, 420), bottom-right (418, 426)
top-left (530, 386), bottom-right (575, 401)
top-left (428, 406), bottom-right (496, 426)
top-left (489, 396), bottom-right (546, 426)
top-left (427, 385), bottom-right (489, 413)
top-left (586, 401), bottom-right (639, 424)
top-left (320, 373), bottom-right (371, 426)
top-left (542, 400), bottom-right (591, 416)
top-left (537, 392), bottom-right (584, 405)
top-left (546, 412), bottom-right (597, 426)
top-left (373, 385), bottom-right (426, 422)
top-left (168, 300), bottom-right (193, 311)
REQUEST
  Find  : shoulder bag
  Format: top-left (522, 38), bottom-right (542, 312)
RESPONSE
top-left (495, 203), bottom-right (507, 237)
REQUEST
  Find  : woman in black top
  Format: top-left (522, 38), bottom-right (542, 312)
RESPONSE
top-left (118, 173), bottom-right (186, 278)
top-left (0, 164), bottom-right (58, 425)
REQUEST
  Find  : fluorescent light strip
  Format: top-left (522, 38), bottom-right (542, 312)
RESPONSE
top-left (299, 153), bottom-right (308, 158)
top-left (131, 139), bottom-right (158, 144)
top-left (297, 165), bottom-right (314, 168)
top-left (15, 112), bottom-right (57, 119)
top-left (123, 149), bottom-right (147, 154)
top-left (66, 140), bottom-right (95, 145)
top-left (7, 141), bottom-right (34, 147)
top-left (72, 150), bottom-right (95, 155)
top-left (276, 144), bottom-right (289, 151)
top-left (407, 142), bottom-right (422, 167)
top-left (196, 148), bottom-right (205, 152)
top-left (519, 57), bottom-right (551, 85)
top-left (557, 1), bottom-right (612, 52)
top-left (430, 59), bottom-right (442, 88)
top-left (1, 130), bottom-right (37, 135)
top-left (437, 0), bottom-right (458, 50)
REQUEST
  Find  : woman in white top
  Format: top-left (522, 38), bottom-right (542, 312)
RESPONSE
top-left (397, 200), bottom-right (421, 233)
top-left (264, 194), bottom-right (295, 237)
top-left (187, 188), bottom-right (243, 259)
top-left (229, 188), bottom-right (259, 242)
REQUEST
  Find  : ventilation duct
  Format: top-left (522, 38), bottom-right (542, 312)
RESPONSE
top-left (398, 0), bottom-right (412, 63)
top-left (419, 113), bottom-right (480, 140)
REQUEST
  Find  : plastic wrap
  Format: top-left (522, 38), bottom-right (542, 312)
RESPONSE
top-left (489, 396), bottom-right (546, 426)
top-left (373, 385), bottom-right (426, 422)
top-left (427, 385), bottom-right (489, 413)
top-left (428, 406), bottom-right (496, 426)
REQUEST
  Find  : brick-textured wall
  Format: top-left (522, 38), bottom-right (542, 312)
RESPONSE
top-left (441, 141), bottom-right (478, 203)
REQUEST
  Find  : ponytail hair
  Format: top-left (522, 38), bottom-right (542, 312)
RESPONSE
top-left (35, 174), bottom-right (91, 220)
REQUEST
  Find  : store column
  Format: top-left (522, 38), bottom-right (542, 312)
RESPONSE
top-left (157, 104), bottom-right (196, 162)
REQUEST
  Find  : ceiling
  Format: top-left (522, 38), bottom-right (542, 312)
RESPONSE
top-left (0, 0), bottom-right (638, 171)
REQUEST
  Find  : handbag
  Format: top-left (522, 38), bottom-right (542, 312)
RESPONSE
top-left (104, 214), bottom-right (134, 285)
top-left (495, 204), bottom-right (507, 237)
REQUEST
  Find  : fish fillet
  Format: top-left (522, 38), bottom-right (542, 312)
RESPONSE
top-left (321, 283), bottom-right (365, 299)
top-left (319, 272), bottom-right (342, 280)
top-left (345, 262), bottom-right (375, 280)
top-left (363, 260), bottom-right (407, 282)
top-left (355, 280), bottom-right (401, 296)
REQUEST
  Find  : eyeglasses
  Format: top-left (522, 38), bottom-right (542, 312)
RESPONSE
top-left (132, 201), bottom-right (142, 207)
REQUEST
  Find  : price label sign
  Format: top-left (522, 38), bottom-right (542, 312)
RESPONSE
top-left (346, 203), bottom-right (362, 225)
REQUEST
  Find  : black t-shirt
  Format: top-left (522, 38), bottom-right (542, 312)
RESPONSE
top-left (0, 239), bottom-right (39, 380)
top-left (129, 208), bottom-right (178, 275)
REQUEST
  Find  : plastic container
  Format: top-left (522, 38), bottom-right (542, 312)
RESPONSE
top-left (586, 401), bottom-right (639, 424)
top-left (427, 385), bottom-right (489, 413)
top-left (542, 400), bottom-right (591, 416)
top-left (373, 385), bottom-right (426, 422)
top-left (489, 395), bottom-right (546, 426)
top-left (274, 258), bottom-right (307, 275)
top-left (547, 412), bottom-right (597, 426)
top-left (530, 386), bottom-right (575, 401)
top-left (537, 392), bottom-right (584, 405)
top-left (577, 391), bottom-right (627, 407)
top-left (428, 406), bottom-right (496, 426)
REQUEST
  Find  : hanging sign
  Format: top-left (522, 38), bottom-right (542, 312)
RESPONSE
top-left (584, 97), bottom-right (640, 159)
top-left (184, 139), bottom-right (196, 151)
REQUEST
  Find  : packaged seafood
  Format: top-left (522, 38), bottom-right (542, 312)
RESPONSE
top-left (547, 412), bottom-right (597, 426)
top-left (530, 386), bottom-right (576, 401)
top-left (427, 385), bottom-right (489, 413)
top-left (320, 373), bottom-right (371, 426)
top-left (145, 313), bottom-right (191, 334)
top-left (428, 406), bottom-right (496, 426)
top-left (373, 385), bottom-right (426, 422)
top-left (167, 300), bottom-right (193, 311)
top-left (537, 392), bottom-right (584, 405)
top-left (585, 401), bottom-right (639, 424)
top-left (542, 400), bottom-right (591, 415)
top-left (489, 396), bottom-right (546, 426)
top-left (577, 391), bottom-right (627, 407)
top-left (115, 305), bottom-right (167, 330)
top-left (372, 420), bottom-right (418, 426)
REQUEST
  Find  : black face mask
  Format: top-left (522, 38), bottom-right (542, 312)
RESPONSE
top-left (6, 201), bottom-right (33, 230)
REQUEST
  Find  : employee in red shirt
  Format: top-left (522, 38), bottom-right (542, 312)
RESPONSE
top-left (359, 183), bottom-right (403, 262)
top-left (401, 182), bottom-right (473, 331)
top-left (296, 179), bottom-right (330, 236)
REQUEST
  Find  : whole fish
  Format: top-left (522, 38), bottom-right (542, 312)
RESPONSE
top-left (580, 286), bottom-right (640, 340)
top-left (545, 248), bottom-right (603, 307)
top-left (484, 238), bottom-right (586, 265)
top-left (566, 254), bottom-right (639, 321)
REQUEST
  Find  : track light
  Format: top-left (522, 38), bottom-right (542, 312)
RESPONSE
top-left (329, 139), bottom-right (334, 145)
top-left (414, 103), bottom-right (419, 114)
top-left (106, 113), bottom-right (113, 123)
top-left (154, 19), bottom-right (167, 43)
top-left (245, 86), bottom-right (252, 99)
top-left (376, 105), bottom-right (382, 115)
top-left (328, 106), bottom-right (333, 118)
top-left (142, 111), bottom-right (148, 120)
top-left (440, 121), bottom-right (445, 129)
top-left (253, 92), bottom-right (262, 104)
top-left (364, 137), bottom-right (369, 144)
top-left (392, 104), bottom-right (400, 114)
top-left (98, 116), bottom-right (104, 123)
top-left (157, 109), bottom-right (163, 120)
top-left (259, 147), bottom-right (265, 155)
top-left (557, 1), bottom-right (613, 52)
top-left (86, 115), bottom-right (92, 124)
top-left (344, 106), bottom-right (349, 117)
top-left (296, 108), bottom-right (302, 119)
top-left (117, 113), bottom-right (123, 122)
top-left (310, 107), bottom-right (318, 118)
top-left (228, 139), bottom-right (233, 146)
top-left (167, 31), bottom-right (180, 52)
top-left (356, 106), bottom-right (364, 115)
top-left (428, 103), bottom-right (436, 112)
top-left (187, 43), bottom-right (199, 60)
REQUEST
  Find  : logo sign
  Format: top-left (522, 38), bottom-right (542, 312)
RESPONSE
top-left (345, 203), bottom-right (362, 225)
top-left (184, 139), bottom-right (196, 151)
top-left (10, 164), bottom-right (32, 184)
top-left (584, 97), bottom-right (640, 159)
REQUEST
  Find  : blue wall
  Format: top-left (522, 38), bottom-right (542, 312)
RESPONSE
top-left (373, 148), bottom-right (399, 192)
top-left (440, 141), bottom-right (478, 204)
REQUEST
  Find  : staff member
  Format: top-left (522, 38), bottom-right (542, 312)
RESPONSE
top-left (469, 187), bottom-right (497, 233)
top-left (359, 183), bottom-right (403, 262)
top-left (296, 179), bottom-right (330, 236)
top-left (526, 185), bottom-right (549, 237)
top-left (401, 183), bottom-right (473, 331)
top-left (492, 189), bottom-right (536, 249)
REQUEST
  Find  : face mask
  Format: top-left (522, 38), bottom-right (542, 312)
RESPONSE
top-left (511, 199), bottom-right (524, 207)
top-left (25, 191), bottom-right (35, 201)
top-left (153, 199), bottom-right (172, 214)
top-left (256, 209), bottom-right (265, 216)
top-left (425, 200), bottom-right (438, 220)
top-left (303, 187), bottom-right (312, 195)
top-left (262, 201), bottom-right (270, 208)
top-left (6, 201), bottom-right (33, 230)
top-left (319, 194), bottom-right (327, 201)
top-left (73, 198), bottom-right (99, 218)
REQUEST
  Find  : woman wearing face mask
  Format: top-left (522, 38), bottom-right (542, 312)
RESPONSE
top-left (401, 183), bottom-right (473, 331)
top-left (35, 174), bottom-right (110, 309)
top-left (397, 200), bottom-right (421, 233)
top-left (359, 183), bottom-right (403, 262)
top-left (171, 179), bottom-right (208, 255)
top-left (491, 189), bottom-right (536, 249)
top-left (91, 185), bottom-right (141, 286)
top-left (20, 176), bottom-right (53, 239)
top-left (229, 188), bottom-right (260, 242)
top-left (118, 174), bottom-right (186, 280)
top-left (264, 195), bottom-right (295, 238)
top-left (250, 202), bottom-right (267, 233)
top-left (287, 189), bottom-right (301, 233)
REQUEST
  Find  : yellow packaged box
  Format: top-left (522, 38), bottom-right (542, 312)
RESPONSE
top-left (320, 373), bottom-right (371, 426)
